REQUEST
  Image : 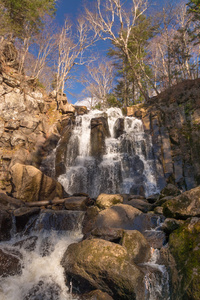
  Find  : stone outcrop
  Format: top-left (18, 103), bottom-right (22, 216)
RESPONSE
top-left (127, 79), bottom-right (200, 191)
top-left (10, 163), bottom-right (63, 201)
top-left (61, 238), bottom-right (145, 300)
top-left (90, 117), bottom-right (110, 157)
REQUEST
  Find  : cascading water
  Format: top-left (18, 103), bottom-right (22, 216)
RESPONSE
top-left (58, 108), bottom-right (159, 198)
top-left (0, 211), bottom-right (84, 300)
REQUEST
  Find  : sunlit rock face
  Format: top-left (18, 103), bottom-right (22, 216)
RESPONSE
top-left (58, 108), bottom-right (159, 198)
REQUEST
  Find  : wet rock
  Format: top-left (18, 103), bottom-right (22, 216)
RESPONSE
top-left (13, 236), bottom-right (38, 251)
top-left (90, 117), bottom-right (110, 157)
top-left (113, 118), bottom-right (124, 138)
top-left (131, 213), bottom-right (166, 248)
top-left (169, 217), bottom-right (200, 299)
top-left (33, 210), bottom-right (85, 232)
top-left (24, 280), bottom-right (61, 300)
top-left (55, 124), bottom-right (73, 177)
top-left (10, 163), bottom-right (63, 202)
top-left (163, 186), bottom-right (200, 219)
top-left (14, 207), bottom-right (40, 232)
top-left (81, 289), bottom-right (114, 300)
top-left (0, 210), bottom-right (12, 241)
top-left (144, 230), bottom-right (166, 249)
top-left (61, 238), bottom-right (145, 299)
top-left (95, 204), bottom-right (142, 230)
top-left (96, 193), bottom-right (123, 209)
top-left (121, 230), bottom-right (151, 264)
top-left (39, 236), bottom-right (55, 256)
top-left (64, 196), bottom-right (88, 211)
top-left (0, 248), bottom-right (22, 277)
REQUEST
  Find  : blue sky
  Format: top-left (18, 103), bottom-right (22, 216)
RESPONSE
top-left (54, 0), bottom-right (180, 104)
top-left (55, 0), bottom-right (111, 104)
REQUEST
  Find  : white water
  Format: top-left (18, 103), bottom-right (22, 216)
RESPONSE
top-left (143, 248), bottom-right (170, 300)
top-left (58, 108), bottom-right (159, 198)
top-left (0, 227), bottom-right (82, 300)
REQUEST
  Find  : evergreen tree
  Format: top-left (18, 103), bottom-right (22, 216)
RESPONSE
top-left (108, 14), bottom-right (155, 105)
top-left (0, 0), bottom-right (56, 39)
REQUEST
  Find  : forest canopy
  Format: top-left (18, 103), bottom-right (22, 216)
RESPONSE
top-left (0, 0), bottom-right (200, 108)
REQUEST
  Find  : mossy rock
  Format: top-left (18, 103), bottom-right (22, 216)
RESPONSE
top-left (163, 186), bottom-right (200, 219)
top-left (61, 238), bottom-right (145, 299)
top-left (169, 217), bottom-right (200, 300)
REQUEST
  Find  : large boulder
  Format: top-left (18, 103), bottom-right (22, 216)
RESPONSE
top-left (10, 163), bottom-right (63, 202)
top-left (120, 230), bottom-right (151, 264)
top-left (95, 204), bottom-right (142, 229)
top-left (163, 186), bottom-right (200, 219)
top-left (169, 217), bottom-right (200, 300)
top-left (61, 238), bottom-right (145, 299)
top-left (96, 193), bottom-right (123, 209)
top-left (90, 117), bottom-right (110, 157)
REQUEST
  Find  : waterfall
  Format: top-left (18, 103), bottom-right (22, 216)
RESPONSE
top-left (0, 212), bottom-right (83, 300)
top-left (58, 108), bottom-right (159, 198)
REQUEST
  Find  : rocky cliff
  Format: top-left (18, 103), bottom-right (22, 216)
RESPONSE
top-left (127, 79), bottom-right (200, 192)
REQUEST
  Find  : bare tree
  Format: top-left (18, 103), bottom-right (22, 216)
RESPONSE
top-left (30, 17), bottom-right (57, 80)
top-left (55, 17), bottom-right (98, 102)
top-left (82, 59), bottom-right (115, 108)
top-left (85, 0), bottom-right (158, 101)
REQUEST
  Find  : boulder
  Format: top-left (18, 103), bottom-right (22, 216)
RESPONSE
top-left (96, 193), bottom-right (123, 209)
top-left (95, 204), bottom-right (142, 230)
top-left (0, 210), bottom-right (12, 241)
top-left (90, 117), bottom-right (110, 157)
top-left (88, 227), bottom-right (124, 242)
top-left (169, 217), bottom-right (200, 300)
top-left (61, 238), bottom-right (145, 299)
top-left (163, 186), bottom-right (200, 219)
top-left (10, 163), bottom-right (63, 202)
top-left (121, 230), bottom-right (151, 264)
top-left (0, 248), bottom-right (22, 277)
